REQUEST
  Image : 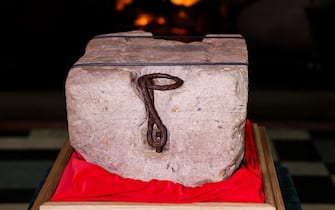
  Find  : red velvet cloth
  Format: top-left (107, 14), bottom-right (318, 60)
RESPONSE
top-left (51, 120), bottom-right (264, 203)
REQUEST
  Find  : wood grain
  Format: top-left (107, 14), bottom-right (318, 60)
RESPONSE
top-left (31, 137), bottom-right (73, 210)
top-left (40, 202), bottom-right (275, 210)
top-left (258, 126), bottom-right (285, 210)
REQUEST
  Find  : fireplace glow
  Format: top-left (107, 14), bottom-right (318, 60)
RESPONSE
top-left (178, 10), bottom-right (188, 19)
top-left (134, 13), bottom-right (167, 27)
top-left (115, 0), bottom-right (133, 11)
top-left (171, 27), bottom-right (188, 35)
top-left (113, 0), bottom-right (216, 37)
top-left (156, 16), bottom-right (166, 25)
top-left (134, 13), bottom-right (154, 26)
top-left (170, 0), bottom-right (200, 7)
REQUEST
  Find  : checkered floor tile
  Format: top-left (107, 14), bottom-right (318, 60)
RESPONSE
top-left (1, 124), bottom-right (335, 210)
top-left (268, 128), bottom-right (335, 209)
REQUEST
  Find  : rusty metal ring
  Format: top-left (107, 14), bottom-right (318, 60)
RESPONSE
top-left (137, 73), bottom-right (183, 153)
top-left (138, 73), bottom-right (183, 91)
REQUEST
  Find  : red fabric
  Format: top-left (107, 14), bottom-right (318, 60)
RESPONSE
top-left (51, 120), bottom-right (264, 203)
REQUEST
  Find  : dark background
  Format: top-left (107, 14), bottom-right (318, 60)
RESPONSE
top-left (1, 0), bottom-right (335, 122)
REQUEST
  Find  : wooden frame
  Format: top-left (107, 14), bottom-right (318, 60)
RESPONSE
top-left (31, 123), bottom-right (285, 210)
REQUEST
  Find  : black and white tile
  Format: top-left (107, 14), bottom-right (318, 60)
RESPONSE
top-left (0, 128), bottom-right (66, 210)
top-left (268, 128), bottom-right (335, 210)
top-left (1, 124), bottom-right (335, 210)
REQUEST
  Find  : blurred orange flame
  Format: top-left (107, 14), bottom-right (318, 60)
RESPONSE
top-left (178, 10), bottom-right (188, 19)
top-left (134, 13), bottom-right (154, 26)
top-left (171, 27), bottom-right (188, 35)
top-left (134, 14), bottom-right (167, 27)
top-left (170, 0), bottom-right (200, 7)
top-left (157, 16), bottom-right (166, 25)
top-left (115, 0), bottom-right (133, 11)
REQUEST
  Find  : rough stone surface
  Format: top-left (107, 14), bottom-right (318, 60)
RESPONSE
top-left (66, 31), bottom-right (248, 187)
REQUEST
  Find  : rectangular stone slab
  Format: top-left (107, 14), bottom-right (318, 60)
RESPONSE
top-left (65, 30), bottom-right (248, 187)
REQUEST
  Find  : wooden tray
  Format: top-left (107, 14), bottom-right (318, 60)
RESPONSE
top-left (31, 123), bottom-right (285, 210)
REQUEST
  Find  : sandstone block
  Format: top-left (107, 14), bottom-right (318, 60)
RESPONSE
top-left (66, 31), bottom-right (248, 187)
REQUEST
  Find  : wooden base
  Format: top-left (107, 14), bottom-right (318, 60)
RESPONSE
top-left (31, 123), bottom-right (285, 210)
